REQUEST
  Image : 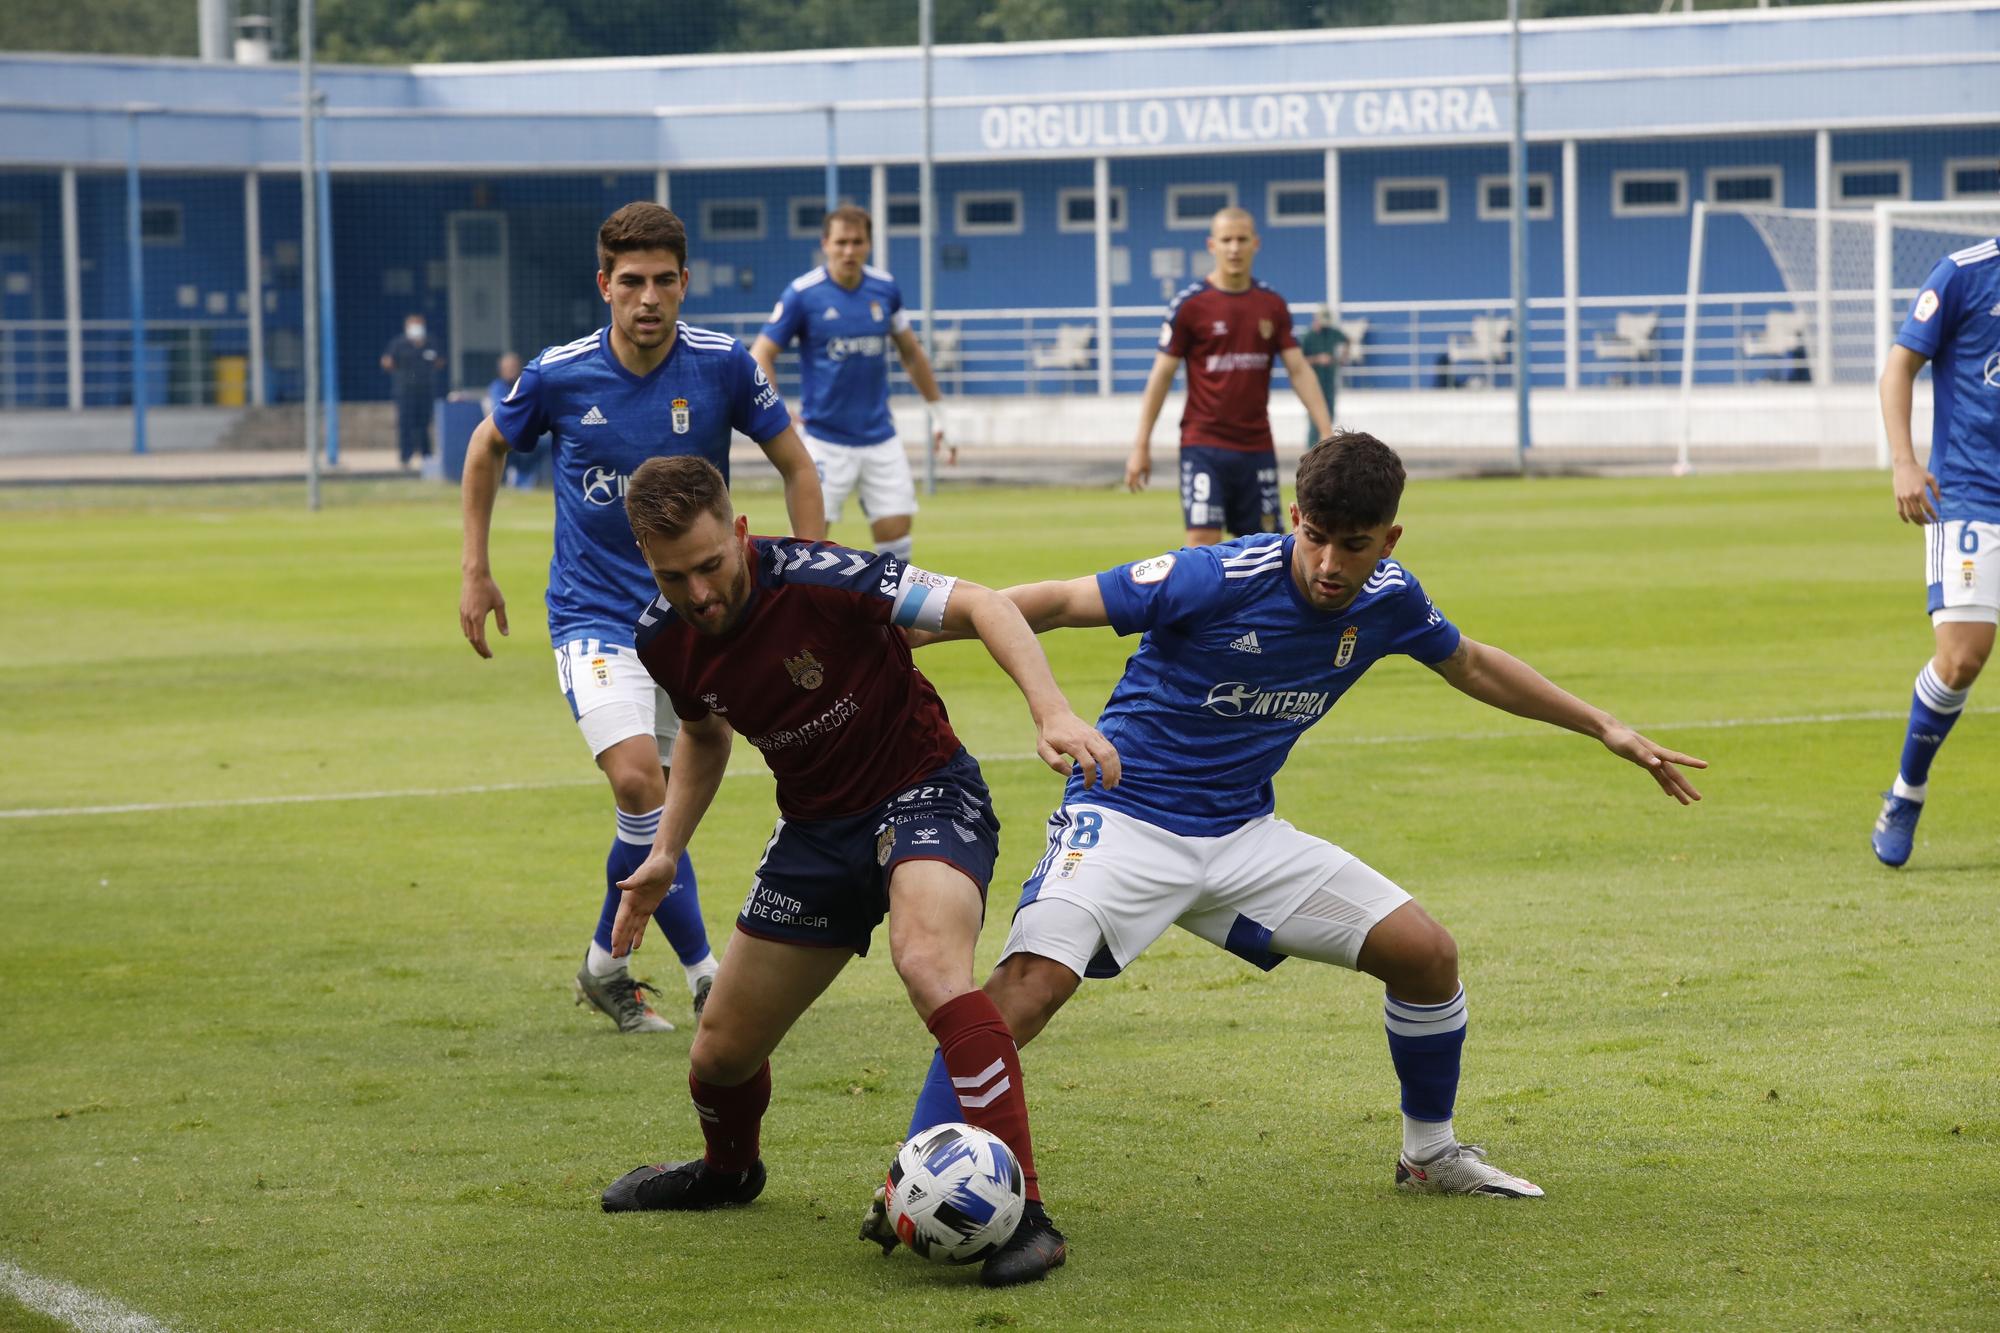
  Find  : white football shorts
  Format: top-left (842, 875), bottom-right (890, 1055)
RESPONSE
top-left (1001, 803), bottom-right (1412, 980)
top-left (1926, 519), bottom-right (2000, 625)
top-left (553, 638), bottom-right (679, 763)
top-left (802, 430), bottom-right (918, 525)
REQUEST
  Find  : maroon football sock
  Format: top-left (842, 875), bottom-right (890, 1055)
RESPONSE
top-left (689, 1061), bottom-right (771, 1174)
top-left (927, 990), bottom-right (1041, 1203)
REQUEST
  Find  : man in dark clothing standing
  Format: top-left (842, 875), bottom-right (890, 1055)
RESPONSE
top-left (381, 312), bottom-right (441, 468)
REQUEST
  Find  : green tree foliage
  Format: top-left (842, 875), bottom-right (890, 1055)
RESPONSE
top-left (5, 0), bottom-right (1853, 65)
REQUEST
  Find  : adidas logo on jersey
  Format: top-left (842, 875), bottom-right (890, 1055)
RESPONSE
top-left (1229, 631), bottom-right (1263, 654)
top-left (580, 405), bottom-right (608, 425)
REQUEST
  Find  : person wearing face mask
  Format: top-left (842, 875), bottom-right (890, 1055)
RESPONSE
top-left (382, 312), bottom-right (442, 469)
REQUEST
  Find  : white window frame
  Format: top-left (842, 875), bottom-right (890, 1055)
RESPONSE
top-left (1475, 172), bottom-right (1554, 221)
top-left (1943, 156), bottom-right (2000, 201)
top-left (789, 195), bottom-right (858, 240)
top-left (1056, 186), bottom-right (1127, 234)
top-left (886, 195), bottom-right (924, 238)
top-left (700, 198), bottom-right (766, 242)
top-left (1166, 183), bottom-right (1240, 231)
top-left (1265, 179), bottom-right (1327, 227)
top-left (1375, 176), bottom-right (1448, 225)
top-left (140, 201), bottom-right (185, 246)
top-left (1834, 160), bottom-right (1910, 206)
top-left (1705, 165), bottom-right (1783, 207)
top-left (1611, 169), bottom-right (1688, 218)
top-left (955, 190), bottom-right (1024, 237)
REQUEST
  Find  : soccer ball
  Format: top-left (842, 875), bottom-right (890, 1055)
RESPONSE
top-left (885, 1122), bottom-right (1025, 1264)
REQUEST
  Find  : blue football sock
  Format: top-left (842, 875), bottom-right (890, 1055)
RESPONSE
top-left (906, 1048), bottom-right (962, 1138)
top-left (651, 850), bottom-right (711, 966)
top-left (592, 809), bottom-right (711, 967)
top-left (1897, 663), bottom-right (1969, 793)
top-left (1383, 986), bottom-right (1467, 1123)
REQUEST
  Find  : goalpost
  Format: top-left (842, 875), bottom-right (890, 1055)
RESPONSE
top-left (1677, 200), bottom-right (2000, 471)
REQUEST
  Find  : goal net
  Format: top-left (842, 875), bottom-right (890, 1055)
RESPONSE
top-left (1678, 200), bottom-right (2000, 466)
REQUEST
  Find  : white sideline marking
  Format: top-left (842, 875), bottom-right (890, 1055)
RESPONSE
top-left (1, 1260), bottom-right (171, 1332)
top-left (1, 705), bottom-right (1992, 822)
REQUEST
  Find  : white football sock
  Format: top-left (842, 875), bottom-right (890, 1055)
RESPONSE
top-left (586, 941), bottom-right (627, 977)
top-left (683, 953), bottom-right (719, 993)
top-left (1403, 1116), bottom-right (1457, 1164)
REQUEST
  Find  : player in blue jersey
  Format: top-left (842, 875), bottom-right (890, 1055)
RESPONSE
top-left (751, 205), bottom-right (949, 563)
top-left (863, 432), bottom-right (1706, 1281)
top-left (458, 202), bottom-right (827, 1032)
top-left (1871, 227), bottom-right (2000, 867)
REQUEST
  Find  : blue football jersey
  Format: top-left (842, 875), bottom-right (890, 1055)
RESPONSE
top-left (1896, 237), bottom-right (2000, 523)
top-left (759, 265), bottom-right (908, 446)
top-left (492, 323), bottom-right (790, 645)
top-left (1082, 535), bottom-right (1461, 837)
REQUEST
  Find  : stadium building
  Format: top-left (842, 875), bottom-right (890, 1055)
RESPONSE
top-left (1, 0), bottom-right (1997, 463)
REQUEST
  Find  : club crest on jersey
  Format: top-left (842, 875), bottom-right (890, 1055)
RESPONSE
top-left (1335, 626), bottom-right (1359, 668)
top-left (671, 397), bottom-right (691, 434)
top-left (876, 824), bottom-right (896, 866)
top-left (1258, 318), bottom-right (1274, 340)
top-left (1057, 850), bottom-right (1085, 880)
top-left (784, 650), bottom-right (826, 690)
top-left (869, 300), bottom-right (884, 322)
top-left (590, 655), bottom-right (612, 687)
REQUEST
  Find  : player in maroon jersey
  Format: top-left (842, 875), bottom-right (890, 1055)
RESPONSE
top-left (598, 455), bottom-right (1117, 1287)
top-left (1126, 206), bottom-right (1334, 546)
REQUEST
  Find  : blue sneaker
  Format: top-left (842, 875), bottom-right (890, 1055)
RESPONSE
top-left (1871, 791), bottom-right (1923, 867)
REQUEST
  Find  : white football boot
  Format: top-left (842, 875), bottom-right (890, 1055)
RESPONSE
top-left (1395, 1143), bottom-right (1543, 1198)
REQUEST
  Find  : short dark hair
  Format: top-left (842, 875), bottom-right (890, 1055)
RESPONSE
top-left (598, 202), bottom-right (688, 275)
top-left (625, 456), bottom-right (733, 542)
top-left (1294, 431), bottom-right (1406, 532)
top-left (822, 204), bottom-right (873, 241)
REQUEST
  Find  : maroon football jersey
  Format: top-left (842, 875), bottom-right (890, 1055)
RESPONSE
top-left (1160, 279), bottom-right (1298, 453)
top-left (634, 536), bottom-right (963, 821)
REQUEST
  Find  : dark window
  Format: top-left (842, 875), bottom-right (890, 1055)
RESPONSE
top-left (1272, 186), bottom-right (1325, 219)
top-left (1713, 174), bottom-right (1776, 204)
top-left (140, 203), bottom-right (182, 245)
top-left (1383, 185), bottom-right (1442, 214)
top-left (1620, 178), bottom-right (1680, 209)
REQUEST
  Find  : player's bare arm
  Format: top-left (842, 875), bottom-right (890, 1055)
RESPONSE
top-left (612, 709), bottom-right (734, 957)
top-left (904, 575), bottom-right (1110, 648)
top-left (1280, 344), bottom-right (1334, 439)
top-left (941, 581), bottom-right (1121, 789)
top-left (756, 424), bottom-right (829, 541)
top-left (1880, 343), bottom-right (1940, 524)
top-left (1427, 636), bottom-right (1707, 804)
top-left (1126, 352), bottom-right (1183, 492)
top-left (457, 414), bottom-right (513, 657)
top-left (891, 328), bottom-right (956, 466)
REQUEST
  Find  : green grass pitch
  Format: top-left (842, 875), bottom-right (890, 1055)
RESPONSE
top-left (2, 471), bottom-right (1996, 1330)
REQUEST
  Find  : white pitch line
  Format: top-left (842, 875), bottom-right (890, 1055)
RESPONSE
top-left (1, 705), bottom-right (1990, 823)
top-left (0, 1260), bottom-right (171, 1333)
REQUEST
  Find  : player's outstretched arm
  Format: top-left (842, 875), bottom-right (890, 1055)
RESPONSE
top-left (1280, 344), bottom-right (1334, 440)
top-left (611, 711), bottom-right (734, 958)
top-left (1880, 344), bottom-right (1939, 525)
top-left (904, 575), bottom-right (1109, 648)
top-left (757, 425), bottom-right (829, 541)
top-left (1126, 352), bottom-right (1182, 492)
top-left (458, 416), bottom-right (513, 658)
top-left (943, 581), bottom-right (1121, 789)
top-left (1429, 636), bottom-right (1707, 804)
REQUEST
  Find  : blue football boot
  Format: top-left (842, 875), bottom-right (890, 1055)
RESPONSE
top-left (1870, 791), bottom-right (1922, 868)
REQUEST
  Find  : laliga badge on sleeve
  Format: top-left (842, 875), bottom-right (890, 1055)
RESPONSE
top-left (1130, 553), bottom-right (1177, 585)
top-left (1913, 290), bottom-right (1940, 323)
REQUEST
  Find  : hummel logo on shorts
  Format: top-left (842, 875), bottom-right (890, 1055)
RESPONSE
top-left (1229, 631), bottom-right (1263, 654)
top-left (581, 405), bottom-right (608, 425)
